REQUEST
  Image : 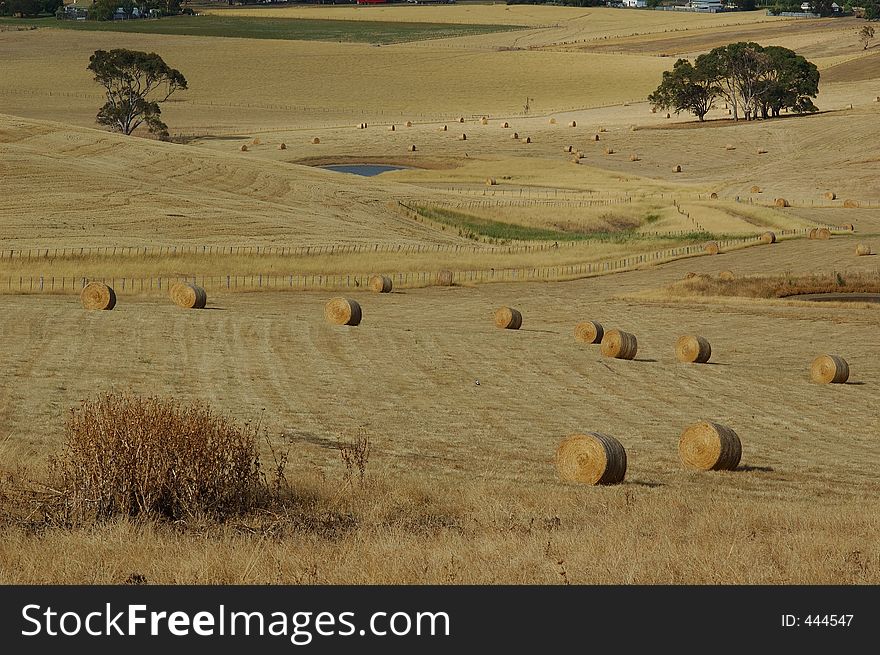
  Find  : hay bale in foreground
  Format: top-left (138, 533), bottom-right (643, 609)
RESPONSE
top-left (436, 270), bottom-right (454, 286)
top-left (675, 335), bottom-right (712, 364)
top-left (80, 282), bottom-right (116, 311)
top-left (672, 164), bottom-right (682, 173)
top-left (600, 329), bottom-right (638, 360)
top-left (760, 231), bottom-right (776, 244)
top-left (494, 306), bottom-right (522, 330)
top-left (810, 354), bottom-right (849, 384)
top-left (574, 321), bottom-right (604, 344)
top-left (704, 241), bottom-right (720, 255)
top-left (774, 198), bottom-right (789, 207)
top-left (816, 228), bottom-right (832, 240)
top-left (679, 421), bottom-right (741, 471)
top-left (824, 191), bottom-right (836, 201)
top-left (170, 282), bottom-right (207, 310)
top-left (368, 275), bottom-right (392, 293)
top-left (555, 432), bottom-right (627, 485)
top-left (718, 270), bottom-right (735, 281)
top-left (856, 244), bottom-right (872, 256)
top-left (324, 297), bottom-right (362, 326)
top-left (843, 200), bottom-right (860, 208)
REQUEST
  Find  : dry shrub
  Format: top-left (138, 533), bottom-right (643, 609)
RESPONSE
top-left (774, 198), bottom-right (789, 207)
top-left (600, 329), bottom-right (638, 360)
top-left (49, 393), bottom-right (266, 522)
top-left (704, 241), bottom-right (720, 255)
top-left (368, 274), bottom-right (392, 293)
top-left (824, 191), bottom-right (837, 201)
top-left (493, 306), bottom-right (522, 330)
top-left (810, 354), bottom-right (850, 384)
top-left (338, 431), bottom-right (371, 488)
top-left (672, 165), bottom-right (682, 173)
top-left (855, 244), bottom-right (872, 256)
top-left (675, 335), bottom-right (711, 364)
top-left (843, 200), bottom-right (860, 208)
top-left (760, 231), bottom-right (776, 244)
top-left (324, 297), bottom-right (362, 326)
top-left (669, 270), bottom-right (880, 299)
top-left (436, 270), bottom-right (454, 286)
top-left (170, 282), bottom-right (206, 309)
top-left (574, 320), bottom-right (603, 344)
top-left (679, 421), bottom-right (741, 471)
top-left (555, 433), bottom-right (626, 485)
top-left (80, 282), bottom-right (116, 311)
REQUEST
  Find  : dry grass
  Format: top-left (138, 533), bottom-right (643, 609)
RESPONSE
top-left (665, 270), bottom-right (880, 300)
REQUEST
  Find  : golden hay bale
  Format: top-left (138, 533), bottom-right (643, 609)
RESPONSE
top-left (808, 228), bottom-right (819, 240)
top-left (629, 152), bottom-right (640, 161)
top-left (389, 125), bottom-right (396, 132)
top-left (480, 117), bottom-right (488, 125)
top-left (324, 297), bottom-right (362, 326)
top-left (501, 122), bottom-right (509, 128)
top-left (459, 133), bottom-right (467, 141)
top-left (774, 198), bottom-right (789, 207)
top-left (555, 432), bottom-right (627, 485)
top-left (252, 138), bottom-right (261, 146)
top-left (512, 132), bottom-right (519, 139)
top-left (604, 147), bottom-right (615, 155)
top-left (549, 117), bottom-right (557, 125)
top-left (704, 241), bottom-right (720, 255)
top-left (666, 113), bottom-right (671, 119)
top-left (757, 148), bottom-right (768, 154)
top-left (522, 136), bottom-right (531, 143)
top-left (459, 116), bottom-right (465, 123)
top-left (486, 177), bottom-right (497, 186)
top-left (679, 421), bottom-right (742, 471)
top-left (875, 96), bottom-right (880, 103)
top-left (441, 125), bottom-right (448, 131)
top-left (843, 199), bottom-right (860, 208)
top-left (409, 144), bottom-right (417, 152)
top-left (724, 144), bottom-right (735, 151)
top-left (436, 270), bottom-right (454, 286)
top-left (565, 145), bottom-right (573, 153)
top-left (824, 191), bottom-right (836, 201)
top-left (710, 192), bottom-right (718, 199)
top-left (405, 121), bottom-right (413, 127)
top-left (672, 164), bottom-right (682, 173)
top-left (240, 144), bottom-right (248, 152)
top-left (80, 282), bottom-right (116, 311)
top-left (675, 335), bottom-right (712, 364)
top-left (810, 354), bottom-right (849, 384)
top-left (494, 306), bottom-right (522, 330)
top-left (855, 244), bottom-right (872, 256)
top-left (311, 137), bottom-right (321, 144)
top-left (593, 134), bottom-right (600, 141)
top-left (170, 282), bottom-right (207, 309)
top-left (718, 270), bottom-right (735, 281)
top-left (574, 321), bottom-right (604, 344)
top-left (600, 329), bottom-right (638, 360)
top-left (598, 127), bottom-right (607, 132)
top-left (278, 143), bottom-right (287, 150)
top-left (816, 228), bottom-right (832, 240)
top-left (568, 120), bottom-right (577, 128)
top-left (368, 275), bottom-right (392, 294)
top-left (760, 231), bottom-right (777, 244)
top-left (750, 185), bottom-right (761, 193)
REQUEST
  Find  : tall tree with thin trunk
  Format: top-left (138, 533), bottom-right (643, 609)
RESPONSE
top-left (859, 25), bottom-right (875, 50)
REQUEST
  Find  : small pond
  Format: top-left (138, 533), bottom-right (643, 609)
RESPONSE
top-left (788, 293), bottom-right (880, 304)
top-left (320, 164), bottom-right (409, 176)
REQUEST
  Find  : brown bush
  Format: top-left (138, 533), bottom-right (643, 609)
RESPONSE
top-left (50, 393), bottom-right (266, 522)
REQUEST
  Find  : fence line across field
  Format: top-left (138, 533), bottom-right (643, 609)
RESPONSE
top-left (1, 226), bottom-right (834, 296)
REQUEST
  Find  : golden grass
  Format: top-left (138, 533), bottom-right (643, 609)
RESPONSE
top-left (665, 270), bottom-right (880, 300)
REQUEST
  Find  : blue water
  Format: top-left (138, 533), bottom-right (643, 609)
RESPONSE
top-left (320, 164), bottom-right (409, 176)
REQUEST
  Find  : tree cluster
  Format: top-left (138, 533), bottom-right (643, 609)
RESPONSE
top-left (648, 42), bottom-right (819, 122)
top-left (0, 0), bottom-right (62, 16)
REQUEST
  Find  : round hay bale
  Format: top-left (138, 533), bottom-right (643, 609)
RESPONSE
top-left (875, 96), bottom-right (880, 103)
top-left (855, 244), bottom-right (872, 256)
top-left (824, 191), bottom-right (836, 201)
top-left (405, 121), bottom-right (413, 128)
top-left (666, 113), bottom-right (671, 119)
top-left (459, 133), bottom-right (467, 141)
top-left (240, 144), bottom-right (248, 152)
top-left (724, 144), bottom-right (735, 151)
top-left (808, 228), bottom-right (818, 239)
top-left (436, 270), bottom-right (454, 286)
top-left (512, 132), bottom-right (519, 139)
top-left (816, 228), bottom-right (832, 240)
top-left (324, 297), bottom-right (362, 326)
top-left (568, 120), bottom-right (577, 128)
top-left (368, 274), bottom-right (392, 293)
top-left (494, 306), bottom-right (522, 330)
top-left (80, 282), bottom-right (116, 311)
top-left (629, 153), bottom-right (640, 162)
top-left (522, 136), bottom-right (531, 143)
top-left (459, 116), bottom-right (465, 123)
top-left (760, 231), bottom-right (777, 244)
top-left (480, 117), bottom-right (488, 125)
top-left (252, 138), bottom-right (261, 146)
top-left (710, 192), bottom-right (718, 199)
top-left (704, 241), bottom-right (720, 255)
top-left (672, 164), bottom-right (682, 173)
top-left (389, 125), bottom-right (396, 132)
top-left (555, 432), bottom-right (627, 485)
top-left (501, 122), bottom-right (509, 128)
top-left (486, 177), bottom-right (497, 186)
top-left (278, 142), bottom-right (287, 150)
top-left (574, 321), bottom-right (604, 344)
top-left (593, 134), bottom-right (600, 141)
top-left (565, 145), bottom-right (573, 153)
top-left (311, 137), bottom-right (321, 144)
top-left (409, 144), bottom-right (417, 152)
top-left (774, 198), bottom-right (789, 207)
top-left (549, 117), bottom-right (557, 125)
top-left (598, 127), bottom-right (607, 132)
top-left (675, 335), bottom-right (712, 364)
top-left (441, 125), bottom-right (448, 132)
top-left (603, 147), bottom-right (614, 155)
top-left (600, 329), bottom-right (638, 360)
top-left (170, 282), bottom-right (207, 310)
top-left (843, 199), bottom-right (860, 208)
top-left (718, 270), bottom-right (735, 281)
top-left (750, 185), bottom-right (761, 193)
top-left (757, 148), bottom-right (768, 154)
top-left (679, 421), bottom-right (742, 471)
top-left (810, 354), bottom-right (849, 384)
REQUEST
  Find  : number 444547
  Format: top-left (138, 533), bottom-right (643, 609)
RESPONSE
top-left (782, 615), bottom-right (854, 627)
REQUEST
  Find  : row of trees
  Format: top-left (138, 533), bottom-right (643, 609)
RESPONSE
top-left (648, 42), bottom-right (819, 122)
